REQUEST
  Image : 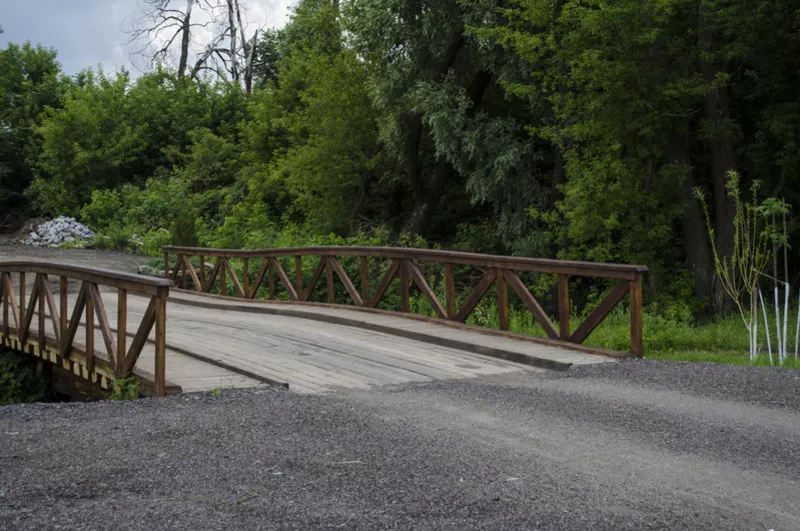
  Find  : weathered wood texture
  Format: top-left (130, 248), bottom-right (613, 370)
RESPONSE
top-left (0, 261), bottom-right (173, 396)
top-left (164, 246), bottom-right (647, 356)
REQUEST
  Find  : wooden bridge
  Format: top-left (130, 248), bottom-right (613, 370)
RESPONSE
top-left (0, 247), bottom-right (647, 398)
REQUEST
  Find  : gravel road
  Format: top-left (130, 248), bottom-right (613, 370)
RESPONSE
top-left (2, 361), bottom-right (800, 530)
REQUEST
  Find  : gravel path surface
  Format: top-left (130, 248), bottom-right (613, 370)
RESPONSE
top-left (0, 237), bottom-right (149, 273)
top-left (2, 362), bottom-right (800, 530)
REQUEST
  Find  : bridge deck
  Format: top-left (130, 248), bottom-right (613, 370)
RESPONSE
top-left (16, 279), bottom-right (614, 395)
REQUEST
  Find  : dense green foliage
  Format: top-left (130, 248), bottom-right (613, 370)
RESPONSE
top-left (0, 349), bottom-right (48, 405)
top-left (3, 0), bottom-right (800, 324)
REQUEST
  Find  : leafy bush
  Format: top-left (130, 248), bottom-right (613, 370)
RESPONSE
top-left (0, 349), bottom-right (48, 405)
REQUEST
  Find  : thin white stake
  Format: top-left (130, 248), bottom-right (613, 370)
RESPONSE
top-left (759, 288), bottom-right (773, 365)
top-left (783, 284), bottom-right (790, 361)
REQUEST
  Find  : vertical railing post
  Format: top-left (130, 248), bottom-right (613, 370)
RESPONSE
top-left (2, 273), bottom-right (8, 342)
top-left (497, 269), bottom-right (509, 331)
top-left (163, 251), bottom-right (170, 280)
top-left (400, 260), bottom-right (410, 313)
top-left (38, 275), bottom-right (45, 354)
top-left (326, 257), bottom-right (335, 304)
top-left (59, 276), bottom-right (67, 353)
top-left (629, 274), bottom-right (644, 357)
top-left (360, 256), bottom-right (369, 306)
top-left (86, 286), bottom-right (95, 377)
top-left (117, 288), bottom-right (127, 379)
top-left (154, 286), bottom-right (168, 397)
top-left (220, 258), bottom-right (228, 297)
top-left (199, 255), bottom-right (206, 291)
top-left (557, 274), bottom-right (570, 341)
top-left (268, 260), bottom-right (275, 300)
top-left (295, 256), bottom-right (304, 297)
top-left (445, 263), bottom-right (456, 320)
top-left (243, 258), bottom-right (250, 297)
top-left (19, 272), bottom-right (25, 331)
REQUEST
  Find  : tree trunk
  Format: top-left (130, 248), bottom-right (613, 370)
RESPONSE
top-left (670, 131), bottom-right (714, 309)
top-left (177, 0), bottom-right (194, 77)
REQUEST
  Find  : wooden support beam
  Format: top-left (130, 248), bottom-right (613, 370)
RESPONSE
top-left (87, 283), bottom-right (118, 371)
top-left (86, 286), bottom-right (95, 376)
top-left (445, 263), bottom-right (456, 320)
top-left (328, 257), bottom-right (362, 306)
top-left (295, 256), bottom-right (304, 297)
top-left (61, 284), bottom-right (87, 359)
top-left (455, 269), bottom-right (497, 323)
top-left (269, 258), bottom-right (299, 301)
top-left (124, 297), bottom-right (157, 374)
top-left (360, 256), bottom-right (369, 305)
top-left (570, 281), bottom-right (629, 344)
top-left (496, 268), bottom-right (509, 331)
top-left (557, 274), bottom-right (570, 340)
top-left (154, 287), bottom-right (168, 397)
top-left (243, 258), bottom-right (249, 296)
top-left (503, 270), bottom-right (558, 339)
top-left (407, 261), bottom-right (446, 318)
top-left (182, 255), bottom-right (202, 293)
top-left (42, 275), bottom-right (61, 345)
top-left (250, 259), bottom-right (269, 299)
top-left (326, 257), bottom-right (335, 304)
top-left (368, 260), bottom-right (400, 308)
top-left (117, 289), bottom-right (127, 379)
top-left (302, 258), bottom-right (327, 301)
top-left (222, 258), bottom-right (245, 297)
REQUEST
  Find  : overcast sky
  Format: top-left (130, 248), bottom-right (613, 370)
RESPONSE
top-left (2, 0), bottom-right (297, 75)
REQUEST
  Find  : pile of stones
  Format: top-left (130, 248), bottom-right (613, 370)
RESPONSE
top-left (17, 217), bottom-right (95, 247)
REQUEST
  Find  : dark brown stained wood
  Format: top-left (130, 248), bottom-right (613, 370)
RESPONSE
top-left (400, 261), bottom-right (410, 313)
top-left (61, 284), bottom-right (87, 359)
top-left (407, 261), bottom-right (446, 318)
top-left (118, 288), bottom-right (127, 378)
top-left (0, 261), bottom-right (171, 293)
top-left (19, 272), bottom-right (25, 329)
top-left (42, 275), bottom-right (61, 345)
top-left (154, 288), bottom-right (168, 396)
top-left (455, 269), bottom-right (497, 323)
top-left (220, 258), bottom-right (228, 297)
top-left (249, 259), bottom-right (269, 299)
top-left (295, 256), bottom-right (304, 296)
top-left (38, 275), bottom-right (46, 353)
top-left (445, 263), bottom-right (456, 319)
top-left (170, 254), bottom-right (183, 282)
top-left (203, 260), bottom-right (221, 292)
top-left (360, 256), bottom-right (369, 304)
top-left (302, 258), bottom-right (327, 301)
top-left (163, 245), bottom-right (649, 280)
top-left (496, 268), bottom-right (509, 331)
top-left (269, 258), bottom-right (299, 301)
top-left (86, 289), bottom-right (94, 376)
top-left (242, 258), bottom-right (250, 296)
top-left (504, 270), bottom-right (558, 339)
top-left (199, 255), bottom-right (206, 287)
top-left (164, 251), bottom-right (170, 280)
top-left (328, 257), bottom-right (362, 306)
top-left (87, 283), bottom-right (117, 370)
top-left (4, 274), bottom-right (19, 333)
top-left (20, 274), bottom-right (41, 345)
top-left (326, 257), bottom-right (335, 304)
top-left (558, 274), bottom-right (570, 340)
top-left (1, 273), bottom-right (8, 339)
top-left (59, 276), bottom-right (67, 343)
top-left (570, 281), bottom-right (630, 344)
top-left (124, 297), bottom-right (157, 374)
top-left (182, 255), bottom-right (202, 293)
top-left (268, 260), bottom-right (275, 299)
top-left (222, 258), bottom-right (245, 297)
top-left (368, 260), bottom-right (400, 308)
top-left (629, 275), bottom-right (644, 357)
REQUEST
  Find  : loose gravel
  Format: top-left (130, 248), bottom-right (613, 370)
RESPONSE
top-left (2, 362), bottom-right (799, 530)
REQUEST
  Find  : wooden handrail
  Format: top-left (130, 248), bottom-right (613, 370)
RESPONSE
top-left (163, 246), bottom-right (648, 280)
top-left (0, 261), bottom-right (172, 396)
top-left (164, 246), bottom-right (647, 356)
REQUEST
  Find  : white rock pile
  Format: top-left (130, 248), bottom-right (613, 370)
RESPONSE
top-left (18, 217), bottom-right (95, 247)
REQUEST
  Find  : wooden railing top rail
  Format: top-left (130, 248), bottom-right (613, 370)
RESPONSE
top-left (0, 261), bottom-right (173, 295)
top-left (163, 246), bottom-right (648, 280)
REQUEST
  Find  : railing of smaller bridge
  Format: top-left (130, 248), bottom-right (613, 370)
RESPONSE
top-left (0, 261), bottom-right (172, 396)
top-left (162, 246), bottom-right (647, 356)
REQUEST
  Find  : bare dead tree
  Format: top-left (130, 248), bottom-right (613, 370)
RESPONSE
top-left (126, 0), bottom-right (263, 89)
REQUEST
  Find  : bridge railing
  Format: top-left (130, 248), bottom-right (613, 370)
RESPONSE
top-left (162, 246), bottom-right (647, 356)
top-left (0, 261), bottom-right (172, 396)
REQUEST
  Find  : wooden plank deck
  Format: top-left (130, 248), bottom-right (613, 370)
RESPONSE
top-left (14, 278), bottom-right (615, 395)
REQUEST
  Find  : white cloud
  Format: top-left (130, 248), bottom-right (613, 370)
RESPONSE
top-left (1, 0), bottom-right (298, 75)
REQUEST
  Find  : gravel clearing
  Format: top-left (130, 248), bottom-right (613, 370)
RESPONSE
top-left (2, 362), bottom-right (800, 530)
